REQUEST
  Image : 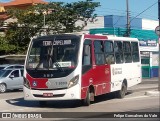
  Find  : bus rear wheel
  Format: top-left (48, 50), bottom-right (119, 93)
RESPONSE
top-left (116, 82), bottom-right (127, 98)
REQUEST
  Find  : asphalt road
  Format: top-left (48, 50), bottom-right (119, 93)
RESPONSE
top-left (0, 78), bottom-right (159, 120)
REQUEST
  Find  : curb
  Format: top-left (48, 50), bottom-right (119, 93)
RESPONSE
top-left (145, 90), bottom-right (160, 96)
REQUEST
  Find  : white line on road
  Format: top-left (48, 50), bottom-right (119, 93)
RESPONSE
top-left (124, 95), bottom-right (149, 100)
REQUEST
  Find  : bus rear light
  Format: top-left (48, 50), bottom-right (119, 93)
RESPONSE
top-left (23, 77), bottom-right (31, 89)
top-left (68, 75), bottom-right (79, 88)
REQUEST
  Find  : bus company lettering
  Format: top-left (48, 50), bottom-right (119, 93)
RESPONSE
top-left (43, 40), bottom-right (71, 46)
top-left (112, 68), bottom-right (122, 75)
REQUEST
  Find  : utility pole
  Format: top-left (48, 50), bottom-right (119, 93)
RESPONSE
top-left (158, 0), bottom-right (160, 91)
top-left (125, 0), bottom-right (130, 37)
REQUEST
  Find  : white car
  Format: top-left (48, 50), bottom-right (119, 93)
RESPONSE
top-left (0, 64), bottom-right (24, 70)
top-left (0, 69), bottom-right (24, 93)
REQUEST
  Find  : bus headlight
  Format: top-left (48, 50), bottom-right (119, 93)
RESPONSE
top-left (68, 75), bottom-right (79, 88)
top-left (23, 77), bottom-right (31, 89)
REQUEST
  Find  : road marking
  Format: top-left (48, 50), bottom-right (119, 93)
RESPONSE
top-left (124, 95), bottom-right (148, 100)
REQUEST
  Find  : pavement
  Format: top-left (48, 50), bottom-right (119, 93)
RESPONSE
top-left (127, 77), bottom-right (159, 97)
top-left (142, 78), bottom-right (159, 97)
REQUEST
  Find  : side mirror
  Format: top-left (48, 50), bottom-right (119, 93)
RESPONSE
top-left (9, 75), bottom-right (14, 78)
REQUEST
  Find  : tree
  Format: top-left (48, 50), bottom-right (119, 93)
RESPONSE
top-left (1, 0), bottom-right (100, 55)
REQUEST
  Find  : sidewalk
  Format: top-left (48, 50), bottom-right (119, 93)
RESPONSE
top-left (127, 77), bottom-right (159, 97)
top-left (142, 77), bottom-right (158, 83)
top-left (142, 77), bottom-right (159, 96)
top-left (142, 77), bottom-right (158, 81)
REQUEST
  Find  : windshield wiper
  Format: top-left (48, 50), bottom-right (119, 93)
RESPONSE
top-left (47, 37), bottom-right (55, 69)
top-left (54, 61), bottom-right (64, 72)
top-left (35, 62), bottom-right (41, 70)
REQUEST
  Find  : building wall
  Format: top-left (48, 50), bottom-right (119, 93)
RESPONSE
top-left (84, 15), bottom-right (158, 31)
top-left (142, 19), bottom-right (158, 30)
top-left (104, 15), bottom-right (142, 29)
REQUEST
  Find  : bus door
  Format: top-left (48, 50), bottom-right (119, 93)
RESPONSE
top-left (81, 39), bottom-right (111, 98)
top-left (81, 39), bottom-right (93, 99)
top-left (92, 40), bottom-right (111, 95)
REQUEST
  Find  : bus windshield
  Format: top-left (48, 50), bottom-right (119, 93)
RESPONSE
top-left (26, 35), bottom-right (80, 74)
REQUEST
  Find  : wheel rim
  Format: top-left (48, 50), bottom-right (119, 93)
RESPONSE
top-left (0, 84), bottom-right (6, 93)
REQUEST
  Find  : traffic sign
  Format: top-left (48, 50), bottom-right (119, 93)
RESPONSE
top-left (155, 26), bottom-right (160, 36)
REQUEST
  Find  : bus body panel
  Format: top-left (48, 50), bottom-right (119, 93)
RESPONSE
top-left (24, 63), bottom-right (82, 100)
top-left (108, 36), bottom-right (141, 92)
top-left (110, 63), bottom-right (141, 92)
top-left (81, 64), bottom-right (111, 99)
top-left (81, 34), bottom-right (110, 99)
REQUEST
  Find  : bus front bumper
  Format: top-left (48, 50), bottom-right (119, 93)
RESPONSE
top-left (23, 84), bottom-right (81, 101)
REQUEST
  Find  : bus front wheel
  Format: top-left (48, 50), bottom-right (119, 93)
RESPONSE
top-left (82, 89), bottom-right (91, 106)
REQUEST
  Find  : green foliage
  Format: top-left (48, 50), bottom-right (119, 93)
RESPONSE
top-left (0, 36), bottom-right (16, 54)
top-left (0, 0), bottom-right (100, 55)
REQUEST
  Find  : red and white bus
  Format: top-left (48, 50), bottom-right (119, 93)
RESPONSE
top-left (23, 33), bottom-right (141, 106)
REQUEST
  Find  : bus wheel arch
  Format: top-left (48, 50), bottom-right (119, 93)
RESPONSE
top-left (82, 85), bottom-right (95, 106)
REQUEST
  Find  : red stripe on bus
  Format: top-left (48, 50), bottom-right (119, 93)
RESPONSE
top-left (26, 73), bottom-right (48, 89)
top-left (84, 34), bottom-right (108, 40)
top-left (81, 65), bottom-right (111, 99)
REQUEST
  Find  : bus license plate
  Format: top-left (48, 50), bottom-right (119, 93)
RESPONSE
top-left (43, 93), bottom-right (53, 97)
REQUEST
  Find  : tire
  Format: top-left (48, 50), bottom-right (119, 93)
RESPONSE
top-left (0, 83), bottom-right (7, 93)
top-left (116, 83), bottom-right (127, 99)
top-left (82, 89), bottom-right (91, 106)
top-left (39, 101), bottom-right (47, 107)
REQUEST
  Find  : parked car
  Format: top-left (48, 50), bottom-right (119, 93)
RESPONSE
top-left (0, 64), bottom-right (24, 70)
top-left (0, 69), bottom-right (24, 93)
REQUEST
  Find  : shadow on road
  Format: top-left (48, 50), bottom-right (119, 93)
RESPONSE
top-left (5, 91), bottom-right (134, 109)
top-left (5, 89), bottom-right (23, 93)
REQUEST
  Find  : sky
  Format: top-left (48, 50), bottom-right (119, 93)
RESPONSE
top-left (0, 0), bottom-right (158, 20)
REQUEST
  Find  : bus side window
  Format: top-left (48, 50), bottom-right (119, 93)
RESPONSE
top-left (83, 45), bottom-right (91, 65)
top-left (82, 40), bottom-right (92, 66)
top-left (131, 42), bottom-right (140, 62)
top-left (104, 41), bottom-right (115, 64)
top-left (94, 40), bottom-right (105, 65)
top-left (114, 41), bottom-right (123, 64)
top-left (123, 41), bottom-right (132, 63)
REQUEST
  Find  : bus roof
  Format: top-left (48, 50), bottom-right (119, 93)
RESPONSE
top-left (33, 33), bottom-right (138, 42)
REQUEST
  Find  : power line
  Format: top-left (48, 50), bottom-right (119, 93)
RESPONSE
top-left (95, 2), bottom-right (158, 20)
top-left (113, 12), bottom-right (126, 26)
top-left (130, 1), bottom-right (158, 22)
